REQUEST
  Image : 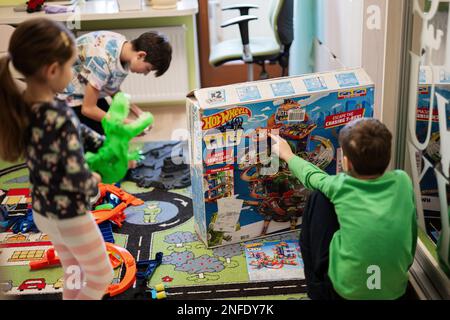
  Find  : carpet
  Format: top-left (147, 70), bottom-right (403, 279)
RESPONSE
top-left (0, 141), bottom-right (307, 300)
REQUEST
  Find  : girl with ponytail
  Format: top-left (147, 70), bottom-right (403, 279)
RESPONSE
top-left (0, 18), bottom-right (113, 300)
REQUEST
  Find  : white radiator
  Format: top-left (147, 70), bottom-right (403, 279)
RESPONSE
top-left (77, 26), bottom-right (189, 104)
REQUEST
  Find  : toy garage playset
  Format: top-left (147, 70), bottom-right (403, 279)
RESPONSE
top-left (187, 68), bottom-right (375, 248)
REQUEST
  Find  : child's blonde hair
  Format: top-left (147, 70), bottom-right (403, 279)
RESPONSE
top-left (0, 18), bottom-right (75, 162)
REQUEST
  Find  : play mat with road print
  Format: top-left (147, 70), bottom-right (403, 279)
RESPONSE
top-left (0, 142), bottom-right (307, 300)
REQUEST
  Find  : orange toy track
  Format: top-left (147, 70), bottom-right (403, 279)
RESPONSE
top-left (92, 184), bottom-right (145, 226)
top-left (98, 183), bottom-right (144, 206)
top-left (105, 242), bottom-right (136, 297)
top-left (29, 243), bottom-right (136, 298)
top-left (92, 202), bottom-right (127, 226)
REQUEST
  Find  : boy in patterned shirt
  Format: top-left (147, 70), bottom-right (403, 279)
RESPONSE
top-left (59, 30), bottom-right (172, 134)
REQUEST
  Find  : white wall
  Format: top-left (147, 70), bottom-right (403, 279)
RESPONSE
top-left (314, 0), bottom-right (364, 72)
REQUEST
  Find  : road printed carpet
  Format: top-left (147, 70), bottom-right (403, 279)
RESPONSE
top-left (0, 142), bottom-right (307, 300)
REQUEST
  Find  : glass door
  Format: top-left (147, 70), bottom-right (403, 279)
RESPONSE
top-left (399, 0), bottom-right (450, 299)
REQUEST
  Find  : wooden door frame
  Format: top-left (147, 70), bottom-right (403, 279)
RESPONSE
top-left (197, 0), bottom-right (282, 88)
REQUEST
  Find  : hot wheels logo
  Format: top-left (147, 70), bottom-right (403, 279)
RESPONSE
top-left (202, 107), bottom-right (252, 130)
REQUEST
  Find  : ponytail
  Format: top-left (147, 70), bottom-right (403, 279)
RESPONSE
top-left (0, 18), bottom-right (75, 163)
top-left (0, 55), bottom-right (30, 162)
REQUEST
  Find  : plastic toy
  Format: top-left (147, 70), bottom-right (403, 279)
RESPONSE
top-left (91, 183), bottom-right (145, 227)
top-left (127, 141), bottom-right (191, 190)
top-left (105, 242), bottom-right (136, 297)
top-left (99, 221), bottom-right (115, 243)
top-left (11, 209), bottom-right (38, 234)
top-left (92, 202), bottom-right (127, 226)
top-left (96, 183), bottom-right (144, 207)
top-left (136, 252), bottom-right (163, 283)
top-left (147, 283), bottom-right (167, 300)
top-left (29, 247), bottom-right (60, 270)
top-left (29, 243), bottom-right (136, 298)
top-left (86, 92), bottom-right (154, 184)
top-left (26, 0), bottom-right (45, 13)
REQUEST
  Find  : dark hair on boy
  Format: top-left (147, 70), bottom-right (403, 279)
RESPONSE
top-left (0, 18), bottom-right (75, 162)
top-left (131, 31), bottom-right (172, 77)
top-left (338, 118), bottom-right (392, 176)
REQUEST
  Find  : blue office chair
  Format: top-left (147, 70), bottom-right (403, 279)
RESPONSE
top-left (209, 0), bottom-right (294, 81)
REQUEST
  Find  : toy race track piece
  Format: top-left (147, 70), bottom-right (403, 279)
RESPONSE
top-left (99, 221), bottom-right (115, 243)
top-left (136, 252), bottom-right (163, 281)
top-left (92, 202), bottom-right (127, 226)
top-left (149, 141), bottom-right (181, 159)
top-left (136, 141), bottom-right (186, 168)
top-left (29, 247), bottom-right (61, 270)
top-left (98, 184), bottom-right (144, 207)
top-left (105, 243), bottom-right (136, 297)
top-left (108, 251), bottom-right (122, 269)
top-left (127, 141), bottom-right (191, 190)
top-left (139, 283), bottom-right (166, 300)
top-left (95, 203), bottom-right (114, 211)
top-left (86, 92), bottom-right (154, 184)
top-left (11, 209), bottom-right (39, 234)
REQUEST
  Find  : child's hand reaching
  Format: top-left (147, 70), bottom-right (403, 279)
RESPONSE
top-left (268, 133), bottom-right (295, 163)
top-left (128, 160), bottom-right (137, 169)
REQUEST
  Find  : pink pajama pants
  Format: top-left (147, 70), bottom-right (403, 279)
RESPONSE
top-left (33, 212), bottom-right (114, 300)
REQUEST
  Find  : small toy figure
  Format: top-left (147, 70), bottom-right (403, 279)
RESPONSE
top-left (26, 0), bottom-right (45, 13)
top-left (86, 93), bottom-right (154, 184)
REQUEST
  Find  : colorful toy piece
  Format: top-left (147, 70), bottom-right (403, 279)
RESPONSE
top-left (29, 248), bottom-right (61, 270)
top-left (11, 209), bottom-right (39, 234)
top-left (86, 92), bottom-right (154, 184)
top-left (97, 183), bottom-right (144, 207)
top-left (91, 184), bottom-right (145, 227)
top-left (149, 283), bottom-right (167, 300)
top-left (105, 242), bottom-right (136, 297)
top-left (136, 252), bottom-right (163, 282)
top-left (29, 243), bottom-right (137, 298)
top-left (92, 202), bottom-right (127, 226)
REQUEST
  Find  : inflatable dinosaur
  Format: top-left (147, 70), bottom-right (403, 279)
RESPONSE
top-left (86, 92), bottom-right (154, 184)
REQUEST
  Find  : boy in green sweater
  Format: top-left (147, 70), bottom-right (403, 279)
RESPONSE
top-left (269, 118), bottom-right (417, 300)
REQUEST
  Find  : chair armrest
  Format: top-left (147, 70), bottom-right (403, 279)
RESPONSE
top-left (221, 15), bottom-right (258, 46)
top-left (222, 4), bottom-right (259, 16)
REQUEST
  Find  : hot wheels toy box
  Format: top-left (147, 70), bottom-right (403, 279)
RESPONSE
top-left (187, 68), bottom-right (375, 248)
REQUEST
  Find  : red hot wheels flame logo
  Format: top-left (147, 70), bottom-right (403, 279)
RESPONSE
top-left (202, 107), bottom-right (251, 130)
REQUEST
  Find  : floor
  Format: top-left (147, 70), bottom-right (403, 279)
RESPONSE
top-left (131, 104), bottom-right (187, 142)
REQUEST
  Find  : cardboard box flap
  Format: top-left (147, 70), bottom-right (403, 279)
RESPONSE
top-left (192, 68), bottom-right (374, 110)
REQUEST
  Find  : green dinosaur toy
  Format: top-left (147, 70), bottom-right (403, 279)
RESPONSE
top-left (85, 92), bottom-right (154, 184)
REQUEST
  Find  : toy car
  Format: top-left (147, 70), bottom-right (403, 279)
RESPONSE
top-left (18, 278), bottom-right (46, 291)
